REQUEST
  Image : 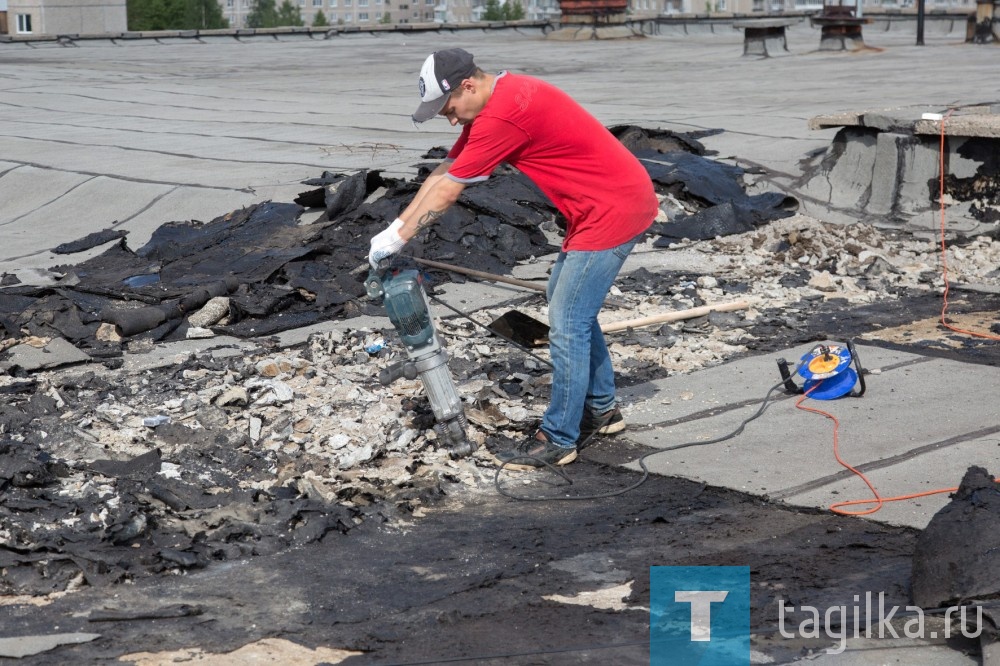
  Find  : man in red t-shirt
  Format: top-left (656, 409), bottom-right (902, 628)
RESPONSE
top-left (370, 48), bottom-right (658, 470)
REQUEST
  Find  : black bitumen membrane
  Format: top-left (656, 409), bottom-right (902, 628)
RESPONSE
top-left (0, 459), bottom-right (926, 665)
top-left (0, 127), bottom-right (795, 360)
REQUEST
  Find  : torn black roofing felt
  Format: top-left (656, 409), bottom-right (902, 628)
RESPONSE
top-left (0, 126), bottom-right (795, 357)
top-left (0, 415), bottom-right (371, 595)
top-left (911, 465), bottom-right (1000, 623)
top-left (52, 229), bottom-right (129, 255)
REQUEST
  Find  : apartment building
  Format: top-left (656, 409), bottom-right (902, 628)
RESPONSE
top-left (3, 0), bottom-right (126, 35)
top-left (0, 0), bottom-right (975, 35)
top-left (223, 0), bottom-right (438, 28)
top-left (225, 0), bottom-right (559, 28)
top-left (661, 0), bottom-right (975, 13)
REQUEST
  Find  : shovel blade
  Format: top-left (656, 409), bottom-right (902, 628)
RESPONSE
top-left (488, 310), bottom-right (549, 348)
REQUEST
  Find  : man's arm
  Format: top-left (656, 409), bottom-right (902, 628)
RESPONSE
top-left (397, 162), bottom-right (466, 241)
top-left (368, 161), bottom-right (468, 268)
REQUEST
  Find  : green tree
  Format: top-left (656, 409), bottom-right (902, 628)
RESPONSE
top-left (127, 0), bottom-right (228, 30)
top-left (482, 0), bottom-right (523, 21)
top-left (503, 0), bottom-right (524, 19)
top-left (312, 9), bottom-right (330, 25)
top-left (380, 11), bottom-right (392, 23)
top-left (128, 0), bottom-right (180, 30)
top-left (184, 0), bottom-right (228, 28)
top-left (277, 0), bottom-right (304, 25)
top-left (482, 0), bottom-right (503, 19)
top-left (246, 0), bottom-right (278, 27)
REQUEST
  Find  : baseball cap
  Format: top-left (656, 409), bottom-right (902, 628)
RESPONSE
top-left (412, 48), bottom-right (478, 123)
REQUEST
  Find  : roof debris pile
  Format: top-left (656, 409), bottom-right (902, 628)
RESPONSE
top-left (0, 167), bottom-right (558, 358)
top-left (610, 125), bottom-right (800, 242)
top-left (3, 126), bottom-right (1000, 601)
top-left (3, 209), bottom-right (1000, 598)
top-left (946, 139), bottom-right (1000, 226)
top-left (0, 330), bottom-right (506, 597)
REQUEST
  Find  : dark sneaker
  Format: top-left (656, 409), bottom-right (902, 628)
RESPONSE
top-left (494, 431), bottom-right (577, 471)
top-left (576, 407), bottom-right (625, 450)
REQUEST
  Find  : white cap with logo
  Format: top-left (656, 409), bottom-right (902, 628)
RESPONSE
top-left (412, 48), bottom-right (478, 123)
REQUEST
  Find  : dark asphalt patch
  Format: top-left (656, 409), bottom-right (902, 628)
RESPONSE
top-left (743, 289), bottom-right (1000, 367)
top-left (0, 450), bottom-right (921, 665)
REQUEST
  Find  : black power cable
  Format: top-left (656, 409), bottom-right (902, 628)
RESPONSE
top-left (493, 380), bottom-right (790, 502)
top-left (423, 288), bottom-right (791, 502)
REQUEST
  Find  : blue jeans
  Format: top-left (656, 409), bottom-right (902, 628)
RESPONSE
top-left (541, 234), bottom-right (641, 449)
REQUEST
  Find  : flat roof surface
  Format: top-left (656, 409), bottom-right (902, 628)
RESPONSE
top-left (3, 18), bottom-right (995, 515)
top-left (2, 23), bottom-right (998, 664)
top-left (1, 20), bottom-right (992, 274)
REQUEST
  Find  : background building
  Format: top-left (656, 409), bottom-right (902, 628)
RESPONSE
top-left (0, 0), bottom-right (976, 35)
top-left (658, 0), bottom-right (973, 13)
top-left (4, 0), bottom-right (127, 34)
top-left (225, 0), bottom-right (558, 27)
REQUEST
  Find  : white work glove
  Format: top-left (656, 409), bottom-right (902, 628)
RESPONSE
top-left (368, 217), bottom-right (407, 269)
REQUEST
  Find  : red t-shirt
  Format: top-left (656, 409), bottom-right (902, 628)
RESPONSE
top-left (446, 72), bottom-right (658, 252)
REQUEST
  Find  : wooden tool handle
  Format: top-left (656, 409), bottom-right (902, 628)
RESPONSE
top-left (600, 301), bottom-right (750, 333)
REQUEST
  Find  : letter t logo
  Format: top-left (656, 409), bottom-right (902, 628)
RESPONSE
top-left (674, 590), bottom-right (729, 641)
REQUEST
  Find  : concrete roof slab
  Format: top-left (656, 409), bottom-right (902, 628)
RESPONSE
top-left (0, 165), bottom-right (92, 227)
top-left (616, 342), bottom-right (1000, 527)
top-left (4, 176), bottom-right (172, 264)
top-left (810, 106), bottom-right (1000, 138)
top-left (615, 342), bottom-right (910, 425)
top-left (2, 25), bottom-right (999, 666)
top-left (785, 636), bottom-right (978, 665)
top-left (777, 433), bottom-right (1000, 527)
top-left (5, 337), bottom-right (92, 371)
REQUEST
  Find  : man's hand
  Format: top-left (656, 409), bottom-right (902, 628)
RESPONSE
top-left (368, 218), bottom-right (407, 269)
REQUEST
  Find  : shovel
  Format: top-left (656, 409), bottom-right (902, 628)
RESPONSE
top-left (488, 299), bottom-right (751, 348)
top-left (488, 309), bottom-right (550, 348)
top-left (412, 257), bottom-right (749, 345)
top-left (413, 257), bottom-right (553, 347)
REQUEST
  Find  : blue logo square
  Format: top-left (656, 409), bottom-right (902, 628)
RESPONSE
top-left (650, 566), bottom-right (750, 666)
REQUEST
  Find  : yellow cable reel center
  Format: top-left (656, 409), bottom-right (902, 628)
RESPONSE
top-left (807, 353), bottom-right (841, 376)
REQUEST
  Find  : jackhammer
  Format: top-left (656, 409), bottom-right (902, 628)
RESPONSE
top-left (364, 267), bottom-right (476, 459)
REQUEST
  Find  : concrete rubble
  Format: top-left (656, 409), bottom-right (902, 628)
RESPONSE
top-left (3, 191), bottom-right (999, 599)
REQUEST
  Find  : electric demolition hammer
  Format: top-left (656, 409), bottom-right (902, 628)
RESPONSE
top-left (364, 266), bottom-right (476, 459)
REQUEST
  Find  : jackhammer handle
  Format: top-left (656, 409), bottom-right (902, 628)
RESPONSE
top-left (378, 361), bottom-right (418, 385)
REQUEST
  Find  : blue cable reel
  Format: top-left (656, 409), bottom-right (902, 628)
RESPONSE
top-left (776, 341), bottom-right (867, 400)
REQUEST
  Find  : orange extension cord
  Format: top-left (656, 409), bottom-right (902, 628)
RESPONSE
top-left (937, 109), bottom-right (1000, 342)
top-left (801, 109), bottom-right (1000, 516)
top-left (794, 389), bottom-right (976, 516)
